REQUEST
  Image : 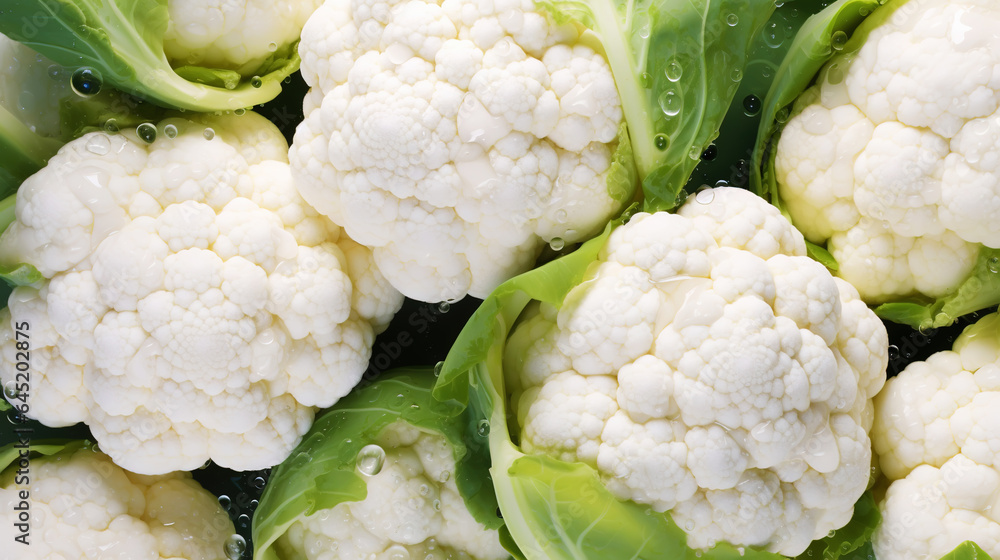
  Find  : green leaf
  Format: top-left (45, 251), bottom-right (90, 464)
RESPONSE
top-left (0, 194), bottom-right (43, 287)
top-left (0, 439), bottom-right (91, 478)
top-left (0, 106), bottom-right (62, 198)
top-left (0, 0), bottom-right (299, 112)
top-left (939, 541), bottom-right (993, 560)
top-left (795, 492), bottom-right (879, 560)
top-left (806, 240), bottom-right (839, 272)
top-left (534, 0), bottom-right (777, 212)
top-left (875, 247), bottom-right (1000, 329)
top-left (253, 368), bottom-right (504, 560)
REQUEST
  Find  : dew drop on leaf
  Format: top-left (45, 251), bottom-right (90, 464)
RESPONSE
top-left (658, 90), bottom-right (681, 117)
top-left (743, 94), bottom-right (761, 116)
top-left (988, 256), bottom-right (999, 273)
top-left (665, 59), bottom-right (683, 82)
top-left (136, 123), bottom-right (157, 143)
top-left (267, 42), bottom-right (278, 52)
top-left (831, 30), bottom-right (848, 51)
top-left (654, 134), bottom-right (668, 150)
top-left (433, 361), bottom-right (444, 377)
top-left (224, 534), bottom-right (246, 560)
top-left (70, 67), bottom-right (102, 96)
top-left (477, 420), bottom-right (491, 437)
top-left (104, 118), bottom-right (119, 133)
top-left (357, 444), bottom-right (386, 476)
top-left (549, 237), bottom-right (565, 251)
top-left (234, 108), bottom-right (246, 116)
top-left (203, 128), bottom-right (216, 140)
top-left (726, 13), bottom-right (738, 26)
top-left (250, 76), bottom-right (263, 88)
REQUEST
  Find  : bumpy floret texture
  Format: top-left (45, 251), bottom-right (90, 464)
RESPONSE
top-left (276, 421), bottom-right (509, 560)
top-left (505, 187), bottom-right (888, 556)
top-left (0, 113), bottom-right (403, 474)
top-left (291, 0), bottom-right (628, 302)
top-left (774, 0), bottom-right (1000, 302)
top-left (872, 312), bottom-right (1000, 560)
top-left (0, 445), bottom-right (235, 559)
top-left (163, 0), bottom-right (323, 76)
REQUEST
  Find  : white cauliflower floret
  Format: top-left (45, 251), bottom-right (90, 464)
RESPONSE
top-left (872, 312), bottom-right (1000, 560)
top-left (0, 445), bottom-right (235, 559)
top-left (276, 422), bottom-right (509, 560)
top-left (507, 187), bottom-right (888, 556)
top-left (291, 0), bottom-right (629, 302)
top-left (0, 113), bottom-right (404, 474)
top-left (774, 0), bottom-right (1000, 303)
top-left (163, 0), bottom-right (323, 76)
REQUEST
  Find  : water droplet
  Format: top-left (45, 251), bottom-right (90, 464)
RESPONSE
top-left (70, 67), bottom-right (102, 96)
top-left (433, 361), bottom-right (444, 377)
top-left (85, 135), bottom-right (111, 155)
top-left (887, 345), bottom-right (899, 358)
top-left (743, 94), bottom-right (761, 116)
top-left (3, 381), bottom-right (20, 401)
top-left (163, 124), bottom-right (178, 139)
top-left (238, 514), bottom-right (250, 527)
top-left (549, 237), bottom-right (565, 251)
top-left (827, 530), bottom-right (836, 538)
top-left (775, 107), bottom-right (791, 124)
top-left (437, 301), bottom-right (450, 314)
top-left (47, 64), bottom-right (61, 80)
top-left (267, 42), bottom-right (278, 52)
top-left (432, 499), bottom-right (441, 511)
top-left (477, 420), bottom-right (491, 437)
top-left (665, 59), bottom-right (683, 82)
top-left (658, 90), bottom-right (681, 117)
top-left (224, 534), bottom-right (246, 560)
top-left (639, 72), bottom-right (652, 89)
top-left (234, 108), bottom-right (246, 116)
top-left (831, 30), bottom-right (848, 51)
top-left (418, 484), bottom-right (430, 496)
top-left (688, 145), bottom-right (702, 160)
top-left (988, 256), bottom-right (999, 273)
top-left (199, 458), bottom-right (212, 469)
top-left (726, 13), bottom-right (739, 26)
top-left (386, 545), bottom-right (411, 560)
top-left (654, 134), bottom-right (668, 150)
top-left (357, 444), bottom-right (386, 476)
top-left (203, 128), bottom-right (216, 140)
top-left (104, 118), bottom-right (119, 133)
top-left (250, 76), bottom-right (263, 88)
top-left (700, 145), bottom-right (717, 161)
top-left (136, 123), bottom-right (157, 144)
top-left (695, 188), bottom-right (715, 204)
top-left (731, 67), bottom-right (742, 82)
top-left (684, 520), bottom-right (695, 531)
top-left (252, 476), bottom-right (266, 489)
top-left (763, 22), bottom-right (785, 48)
top-left (218, 495), bottom-right (231, 509)
top-left (438, 470), bottom-right (451, 483)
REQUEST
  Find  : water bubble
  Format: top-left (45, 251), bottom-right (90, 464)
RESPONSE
top-left (203, 128), bottom-right (216, 140)
top-left (684, 520), bottom-right (695, 531)
top-left (726, 13), bottom-right (739, 26)
top-left (199, 459), bottom-right (212, 469)
top-left (163, 124), bottom-right (178, 139)
top-left (234, 108), bottom-right (246, 116)
top-left (665, 59), bottom-right (683, 82)
top-left (437, 301), bottom-right (450, 314)
top-left (250, 76), bottom-right (263, 88)
top-left (252, 476), bottom-right (266, 489)
top-left (267, 42), bottom-right (278, 52)
top-left (224, 534), bottom-right (246, 559)
top-left (639, 72), bottom-right (652, 89)
top-left (357, 444), bottom-right (386, 476)
top-left (700, 145), bottom-right (717, 161)
top-left (136, 123), bottom-right (157, 143)
top-left (549, 237), bottom-right (565, 251)
top-left (988, 256), bottom-right (999, 273)
top-left (658, 90), bottom-right (681, 117)
top-left (218, 495), bottom-right (231, 510)
top-left (238, 514), bottom-right (250, 527)
top-left (70, 67), bottom-right (102, 96)
top-left (433, 361), bottom-right (444, 377)
top-left (85, 135), bottom-right (111, 155)
top-left (438, 470), bottom-right (451, 483)
top-left (731, 67), bottom-right (742, 82)
top-left (887, 345), bottom-right (899, 358)
top-left (695, 188), bottom-right (715, 204)
top-left (688, 145), bottom-right (702, 160)
top-left (554, 209), bottom-right (568, 223)
top-left (826, 63), bottom-right (845, 85)
top-left (775, 107), bottom-right (791, 124)
top-left (104, 119), bottom-right (120, 133)
top-left (831, 30), bottom-right (848, 51)
top-left (47, 64), bottom-right (61, 80)
top-left (419, 484), bottom-right (430, 496)
top-left (654, 134), bottom-right (668, 150)
top-left (743, 94), bottom-right (761, 116)
top-left (386, 545), bottom-right (411, 560)
top-left (432, 499), bottom-right (441, 511)
top-left (477, 420), bottom-right (491, 437)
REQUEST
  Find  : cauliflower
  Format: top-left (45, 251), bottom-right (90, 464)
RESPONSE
top-left (443, 187), bottom-right (887, 557)
top-left (0, 112), bottom-right (403, 475)
top-left (253, 369), bottom-right (509, 560)
top-left (872, 311), bottom-right (1000, 560)
top-left (0, 441), bottom-right (236, 559)
top-left (772, 0), bottom-right (1000, 314)
top-left (290, 0), bottom-right (636, 303)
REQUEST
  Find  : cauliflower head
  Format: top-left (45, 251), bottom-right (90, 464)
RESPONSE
top-left (872, 311), bottom-right (1000, 560)
top-left (0, 442), bottom-right (236, 560)
top-left (774, 0), bottom-right (1000, 303)
top-left (163, 0), bottom-right (323, 76)
top-left (0, 112), bottom-right (403, 474)
top-left (276, 421), bottom-right (509, 560)
top-left (504, 187), bottom-right (888, 556)
top-left (290, 0), bottom-right (634, 302)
